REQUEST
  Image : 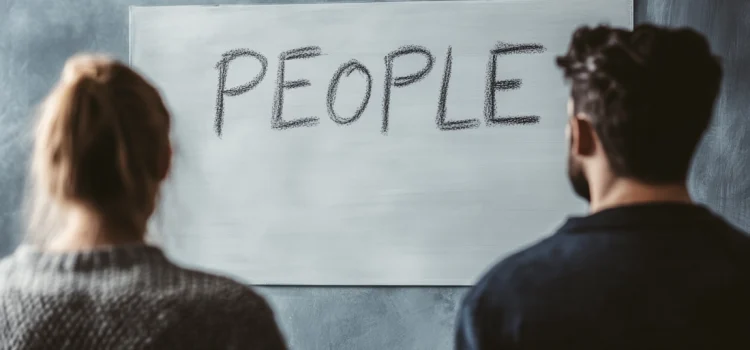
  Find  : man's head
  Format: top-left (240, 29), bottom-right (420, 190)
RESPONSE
top-left (556, 24), bottom-right (722, 202)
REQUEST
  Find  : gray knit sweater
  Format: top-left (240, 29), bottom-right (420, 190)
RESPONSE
top-left (0, 244), bottom-right (287, 350)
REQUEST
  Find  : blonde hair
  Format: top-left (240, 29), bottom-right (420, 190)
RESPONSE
top-left (28, 54), bottom-right (171, 244)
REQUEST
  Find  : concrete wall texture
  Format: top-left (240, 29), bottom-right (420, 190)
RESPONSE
top-left (1, 1), bottom-right (748, 349)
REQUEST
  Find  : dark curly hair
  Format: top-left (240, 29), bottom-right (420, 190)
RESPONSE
top-left (556, 24), bottom-right (722, 183)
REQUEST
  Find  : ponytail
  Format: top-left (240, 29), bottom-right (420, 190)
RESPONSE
top-left (29, 54), bottom-right (171, 243)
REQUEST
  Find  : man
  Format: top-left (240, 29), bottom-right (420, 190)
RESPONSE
top-left (456, 24), bottom-right (750, 349)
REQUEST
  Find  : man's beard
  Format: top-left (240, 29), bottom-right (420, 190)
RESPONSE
top-left (567, 153), bottom-right (591, 202)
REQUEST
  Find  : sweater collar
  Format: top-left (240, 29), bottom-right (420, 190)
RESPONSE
top-left (559, 202), bottom-right (719, 233)
top-left (11, 243), bottom-right (167, 272)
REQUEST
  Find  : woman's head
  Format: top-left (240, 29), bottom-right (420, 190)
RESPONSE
top-left (30, 54), bottom-right (171, 244)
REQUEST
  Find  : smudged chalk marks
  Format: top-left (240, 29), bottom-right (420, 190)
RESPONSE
top-left (272, 46), bottom-right (323, 130)
top-left (436, 46), bottom-right (480, 131)
top-left (496, 116), bottom-right (542, 125)
top-left (383, 45), bottom-right (435, 134)
top-left (214, 49), bottom-right (268, 137)
top-left (495, 79), bottom-right (522, 90)
top-left (327, 60), bottom-right (373, 125)
top-left (485, 42), bottom-right (546, 126)
top-left (493, 42), bottom-right (547, 55)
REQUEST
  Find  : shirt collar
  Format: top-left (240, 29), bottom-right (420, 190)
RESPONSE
top-left (559, 202), bottom-right (718, 233)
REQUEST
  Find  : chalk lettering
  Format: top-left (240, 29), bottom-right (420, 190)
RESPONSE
top-left (382, 45), bottom-right (435, 134)
top-left (327, 60), bottom-right (373, 125)
top-left (214, 44), bottom-right (549, 134)
top-left (214, 49), bottom-right (268, 137)
top-left (436, 46), bottom-right (480, 131)
top-left (272, 46), bottom-right (322, 130)
top-left (484, 42), bottom-right (546, 126)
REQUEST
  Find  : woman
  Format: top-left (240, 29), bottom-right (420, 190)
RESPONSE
top-left (0, 54), bottom-right (287, 349)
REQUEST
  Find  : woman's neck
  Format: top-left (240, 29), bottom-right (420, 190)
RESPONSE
top-left (45, 208), bottom-right (145, 252)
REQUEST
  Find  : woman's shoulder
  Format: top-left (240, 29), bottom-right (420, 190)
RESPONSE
top-left (0, 255), bottom-right (12, 280)
top-left (149, 263), bottom-right (287, 348)
top-left (157, 260), bottom-right (271, 310)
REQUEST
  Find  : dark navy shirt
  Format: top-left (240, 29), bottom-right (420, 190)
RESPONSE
top-left (456, 203), bottom-right (750, 350)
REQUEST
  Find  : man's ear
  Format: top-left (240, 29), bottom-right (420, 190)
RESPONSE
top-left (159, 143), bottom-right (172, 181)
top-left (569, 115), bottom-right (596, 157)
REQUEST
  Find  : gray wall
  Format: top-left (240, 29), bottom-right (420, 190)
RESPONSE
top-left (0, 1), bottom-right (747, 349)
top-left (636, 0), bottom-right (750, 231)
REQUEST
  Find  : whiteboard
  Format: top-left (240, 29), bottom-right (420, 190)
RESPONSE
top-left (130, 0), bottom-right (633, 285)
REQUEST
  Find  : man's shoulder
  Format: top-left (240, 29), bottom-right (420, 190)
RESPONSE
top-left (465, 230), bottom-right (603, 309)
top-left (469, 234), bottom-right (564, 295)
top-left (466, 210), bottom-right (750, 306)
top-left (457, 232), bottom-right (574, 348)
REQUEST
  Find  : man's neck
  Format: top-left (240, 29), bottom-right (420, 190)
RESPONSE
top-left (589, 177), bottom-right (692, 214)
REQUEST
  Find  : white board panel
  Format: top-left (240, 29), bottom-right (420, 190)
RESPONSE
top-left (130, 0), bottom-right (633, 285)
